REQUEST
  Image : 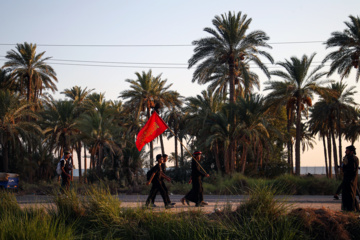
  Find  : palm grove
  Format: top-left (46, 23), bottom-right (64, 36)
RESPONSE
top-left (1, 12), bottom-right (360, 186)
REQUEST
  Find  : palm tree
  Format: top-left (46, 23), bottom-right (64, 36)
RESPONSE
top-left (0, 69), bottom-right (13, 91)
top-left (310, 81), bottom-right (357, 177)
top-left (0, 90), bottom-right (41, 172)
top-left (61, 86), bottom-right (94, 182)
top-left (41, 100), bottom-right (79, 158)
top-left (234, 94), bottom-right (274, 173)
top-left (164, 108), bottom-right (182, 168)
top-left (188, 11), bottom-right (273, 104)
top-left (120, 70), bottom-right (182, 166)
top-left (344, 107), bottom-right (360, 144)
top-left (184, 89), bottom-right (225, 172)
top-left (3, 42), bottom-right (57, 103)
top-left (309, 104), bottom-right (331, 177)
top-left (188, 11), bottom-right (273, 171)
top-left (269, 53), bottom-right (331, 175)
top-left (77, 109), bottom-right (120, 176)
top-left (264, 80), bottom-right (298, 172)
top-left (323, 15), bottom-right (360, 82)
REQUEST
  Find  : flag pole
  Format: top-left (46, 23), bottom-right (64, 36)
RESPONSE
top-left (152, 106), bottom-right (208, 175)
top-left (165, 125), bottom-right (208, 175)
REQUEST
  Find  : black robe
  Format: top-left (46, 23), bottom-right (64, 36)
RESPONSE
top-left (184, 159), bottom-right (206, 204)
top-left (341, 154), bottom-right (359, 212)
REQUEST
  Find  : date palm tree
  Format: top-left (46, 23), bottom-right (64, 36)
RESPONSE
top-left (77, 108), bottom-right (120, 177)
top-left (0, 90), bottom-right (41, 172)
top-left (61, 86), bottom-right (94, 182)
top-left (120, 70), bottom-right (182, 166)
top-left (3, 42), bottom-right (57, 104)
top-left (264, 80), bottom-right (297, 171)
top-left (188, 11), bottom-right (273, 171)
top-left (41, 99), bottom-right (79, 158)
top-left (310, 81), bottom-right (357, 177)
top-left (269, 53), bottom-right (331, 175)
top-left (188, 11), bottom-right (273, 104)
top-left (323, 15), bottom-right (360, 82)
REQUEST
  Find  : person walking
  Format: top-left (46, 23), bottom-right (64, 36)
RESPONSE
top-left (60, 150), bottom-right (72, 192)
top-left (180, 151), bottom-right (209, 207)
top-left (151, 154), bottom-right (175, 207)
top-left (341, 145), bottom-right (360, 212)
top-left (145, 154), bottom-right (173, 209)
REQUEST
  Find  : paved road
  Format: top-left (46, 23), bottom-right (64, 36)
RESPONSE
top-left (16, 194), bottom-right (343, 212)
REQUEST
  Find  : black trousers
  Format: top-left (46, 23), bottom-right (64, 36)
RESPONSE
top-left (151, 181), bottom-right (171, 204)
top-left (146, 181), bottom-right (169, 206)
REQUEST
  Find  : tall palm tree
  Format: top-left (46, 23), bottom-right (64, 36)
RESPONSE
top-left (3, 42), bottom-right (57, 103)
top-left (269, 53), bottom-right (331, 175)
top-left (0, 90), bottom-right (41, 172)
top-left (184, 89), bottom-right (225, 172)
top-left (0, 69), bottom-right (13, 91)
top-left (188, 11), bottom-right (273, 171)
top-left (61, 86), bottom-right (94, 182)
top-left (309, 104), bottom-right (331, 177)
top-left (264, 80), bottom-right (297, 172)
top-left (310, 81), bottom-right (357, 177)
top-left (120, 70), bottom-right (181, 166)
top-left (188, 11), bottom-right (273, 104)
top-left (344, 107), bottom-right (360, 144)
top-left (234, 94), bottom-right (274, 173)
top-left (41, 100), bottom-right (79, 158)
top-left (164, 108), bottom-right (182, 168)
top-left (323, 15), bottom-right (360, 82)
top-left (77, 109), bottom-right (120, 176)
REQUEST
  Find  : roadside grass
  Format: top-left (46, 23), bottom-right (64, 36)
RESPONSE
top-left (3, 181), bottom-right (360, 240)
top-left (17, 173), bottom-right (342, 197)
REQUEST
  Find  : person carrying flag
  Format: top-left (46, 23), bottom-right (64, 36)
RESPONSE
top-left (145, 154), bottom-right (174, 209)
top-left (180, 151), bottom-right (210, 207)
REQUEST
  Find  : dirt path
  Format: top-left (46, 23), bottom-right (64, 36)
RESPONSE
top-left (16, 194), bottom-right (343, 213)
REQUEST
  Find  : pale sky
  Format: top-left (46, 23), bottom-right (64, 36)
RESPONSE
top-left (1, 0), bottom-right (359, 167)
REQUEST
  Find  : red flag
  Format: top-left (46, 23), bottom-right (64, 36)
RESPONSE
top-left (136, 111), bottom-right (168, 151)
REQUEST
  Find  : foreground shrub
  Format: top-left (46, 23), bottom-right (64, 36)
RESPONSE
top-left (0, 191), bottom-right (21, 215)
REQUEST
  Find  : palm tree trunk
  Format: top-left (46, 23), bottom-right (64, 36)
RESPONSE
top-left (295, 99), bottom-right (302, 176)
top-left (224, 146), bottom-right (230, 174)
top-left (147, 106), bottom-right (154, 167)
top-left (241, 145), bottom-right (248, 174)
top-left (331, 131), bottom-right (339, 178)
top-left (337, 109), bottom-right (343, 167)
top-left (180, 137), bottom-right (184, 167)
top-left (287, 110), bottom-right (293, 174)
top-left (97, 144), bottom-right (103, 176)
top-left (174, 134), bottom-right (178, 168)
top-left (27, 75), bottom-right (32, 103)
top-left (214, 141), bottom-right (221, 173)
top-left (159, 134), bottom-right (165, 155)
top-left (76, 141), bottom-right (82, 183)
top-left (327, 133), bottom-right (332, 178)
top-left (84, 144), bottom-right (87, 183)
top-left (322, 135), bottom-right (329, 178)
top-left (2, 142), bottom-right (9, 172)
top-left (228, 59), bottom-right (236, 174)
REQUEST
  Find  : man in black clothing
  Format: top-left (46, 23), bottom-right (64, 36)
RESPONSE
top-left (180, 151), bottom-right (209, 207)
top-left (145, 154), bottom-right (173, 209)
top-left (341, 145), bottom-right (360, 212)
top-left (60, 151), bottom-right (72, 191)
top-left (151, 154), bottom-right (175, 207)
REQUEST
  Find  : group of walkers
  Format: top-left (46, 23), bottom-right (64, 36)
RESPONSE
top-left (145, 151), bottom-right (209, 209)
top-left (58, 145), bottom-right (360, 212)
top-left (334, 145), bottom-right (360, 212)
